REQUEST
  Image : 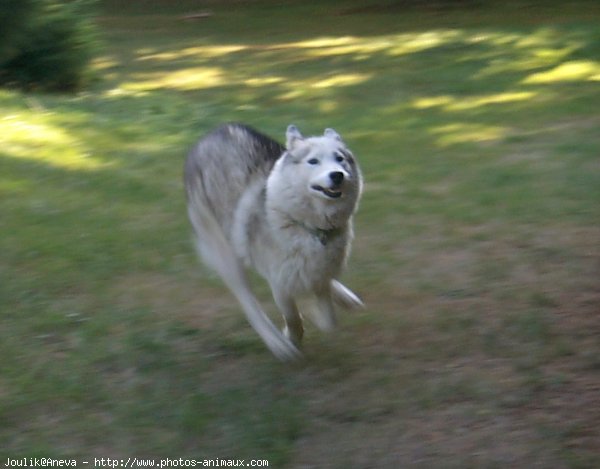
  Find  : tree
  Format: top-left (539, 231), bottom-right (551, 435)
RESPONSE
top-left (0, 0), bottom-right (100, 92)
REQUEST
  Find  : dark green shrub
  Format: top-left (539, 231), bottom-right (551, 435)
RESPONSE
top-left (0, 0), bottom-right (35, 65)
top-left (0, 0), bottom-right (99, 92)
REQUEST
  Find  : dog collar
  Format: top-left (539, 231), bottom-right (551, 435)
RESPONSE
top-left (288, 219), bottom-right (343, 246)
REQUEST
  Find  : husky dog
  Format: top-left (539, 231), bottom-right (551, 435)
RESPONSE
top-left (184, 123), bottom-right (363, 360)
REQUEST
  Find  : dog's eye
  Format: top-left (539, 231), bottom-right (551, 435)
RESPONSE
top-left (335, 155), bottom-right (344, 163)
top-left (307, 158), bottom-right (319, 165)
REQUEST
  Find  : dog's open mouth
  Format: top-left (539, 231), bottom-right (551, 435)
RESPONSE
top-left (311, 185), bottom-right (342, 199)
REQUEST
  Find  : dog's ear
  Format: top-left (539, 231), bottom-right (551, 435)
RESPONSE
top-left (286, 125), bottom-right (304, 150)
top-left (324, 128), bottom-right (343, 143)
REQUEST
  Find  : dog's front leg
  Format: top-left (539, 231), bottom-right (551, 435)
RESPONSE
top-left (313, 288), bottom-right (337, 332)
top-left (331, 279), bottom-right (364, 310)
top-left (272, 290), bottom-right (304, 347)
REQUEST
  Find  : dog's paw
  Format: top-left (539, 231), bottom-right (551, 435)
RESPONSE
top-left (331, 279), bottom-right (364, 310)
top-left (266, 334), bottom-right (303, 362)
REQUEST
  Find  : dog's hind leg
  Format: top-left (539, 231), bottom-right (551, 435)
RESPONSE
top-left (272, 290), bottom-right (303, 347)
top-left (187, 189), bottom-right (301, 361)
top-left (331, 279), bottom-right (364, 310)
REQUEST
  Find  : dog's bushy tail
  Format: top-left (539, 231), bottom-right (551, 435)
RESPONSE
top-left (187, 184), bottom-right (302, 361)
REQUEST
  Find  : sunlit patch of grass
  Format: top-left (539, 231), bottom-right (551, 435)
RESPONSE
top-left (412, 91), bottom-right (537, 111)
top-left (1, 110), bottom-right (110, 170)
top-left (429, 122), bottom-right (508, 146)
top-left (123, 66), bottom-right (225, 91)
top-left (138, 44), bottom-right (248, 62)
top-left (523, 59), bottom-right (600, 83)
top-left (285, 30), bottom-right (463, 58)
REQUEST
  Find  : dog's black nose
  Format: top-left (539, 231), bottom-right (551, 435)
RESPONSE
top-left (329, 171), bottom-right (344, 186)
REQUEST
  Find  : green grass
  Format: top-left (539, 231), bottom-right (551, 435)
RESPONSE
top-left (1, 0), bottom-right (599, 466)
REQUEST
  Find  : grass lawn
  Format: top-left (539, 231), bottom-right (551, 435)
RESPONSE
top-left (1, 0), bottom-right (599, 466)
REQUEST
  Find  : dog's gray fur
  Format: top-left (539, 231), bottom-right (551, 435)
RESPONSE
top-left (184, 123), bottom-right (363, 360)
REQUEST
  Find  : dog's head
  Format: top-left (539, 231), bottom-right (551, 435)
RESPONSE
top-left (285, 125), bottom-right (362, 202)
top-left (267, 125), bottom-right (362, 229)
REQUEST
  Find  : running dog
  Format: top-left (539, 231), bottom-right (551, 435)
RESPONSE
top-left (184, 123), bottom-right (363, 360)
